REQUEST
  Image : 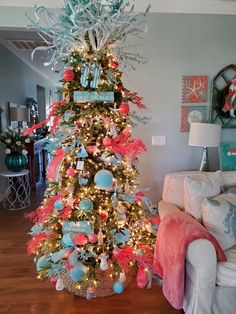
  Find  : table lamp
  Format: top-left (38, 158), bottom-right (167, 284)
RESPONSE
top-left (188, 122), bottom-right (222, 171)
top-left (9, 106), bottom-right (30, 129)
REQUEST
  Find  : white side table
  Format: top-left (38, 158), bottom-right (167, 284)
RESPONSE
top-left (0, 169), bottom-right (31, 210)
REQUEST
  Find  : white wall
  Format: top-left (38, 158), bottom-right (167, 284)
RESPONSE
top-left (125, 13), bottom-right (236, 203)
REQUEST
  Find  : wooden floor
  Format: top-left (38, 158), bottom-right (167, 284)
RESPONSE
top-left (0, 183), bottom-right (184, 314)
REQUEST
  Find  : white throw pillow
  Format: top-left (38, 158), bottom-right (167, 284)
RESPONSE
top-left (201, 189), bottom-right (236, 250)
top-left (184, 171), bottom-right (224, 220)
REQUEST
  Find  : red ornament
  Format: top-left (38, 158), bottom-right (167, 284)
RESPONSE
top-left (63, 69), bottom-right (75, 82)
top-left (103, 137), bottom-right (112, 147)
top-left (110, 60), bottom-right (119, 69)
top-left (115, 83), bottom-right (124, 91)
top-left (50, 277), bottom-right (57, 285)
top-left (119, 102), bottom-right (130, 115)
top-left (66, 167), bottom-right (76, 177)
top-left (99, 210), bottom-right (108, 220)
top-left (88, 233), bottom-right (98, 243)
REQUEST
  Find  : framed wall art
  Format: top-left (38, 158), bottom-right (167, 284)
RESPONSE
top-left (180, 105), bottom-right (208, 132)
top-left (182, 76), bottom-right (208, 103)
top-left (211, 64), bottom-right (236, 128)
top-left (219, 142), bottom-right (236, 171)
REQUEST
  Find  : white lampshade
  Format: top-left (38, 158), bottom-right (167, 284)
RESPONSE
top-left (188, 123), bottom-right (221, 148)
top-left (9, 107), bottom-right (30, 122)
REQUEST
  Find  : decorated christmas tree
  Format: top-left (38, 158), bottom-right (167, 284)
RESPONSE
top-left (26, 0), bottom-right (157, 299)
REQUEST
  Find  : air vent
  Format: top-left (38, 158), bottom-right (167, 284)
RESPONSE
top-left (7, 39), bottom-right (49, 50)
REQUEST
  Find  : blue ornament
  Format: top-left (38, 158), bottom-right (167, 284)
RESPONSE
top-left (54, 199), bottom-right (64, 211)
top-left (113, 281), bottom-right (124, 294)
top-left (62, 233), bottom-right (75, 247)
top-left (94, 169), bottom-right (113, 190)
top-left (36, 255), bottom-right (51, 271)
top-left (79, 177), bottom-right (88, 185)
top-left (79, 199), bottom-right (93, 212)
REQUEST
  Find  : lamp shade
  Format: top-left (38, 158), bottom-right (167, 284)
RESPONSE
top-left (9, 107), bottom-right (30, 122)
top-left (188, 123), bottom-right (221, 148)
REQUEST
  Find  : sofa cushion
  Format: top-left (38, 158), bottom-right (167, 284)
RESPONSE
top-left (217, 245), bottom-right (236, 287)
top-left (184, 171), bottom-right (224, 220)
top-left (201, 189), bottom-right (236, 250)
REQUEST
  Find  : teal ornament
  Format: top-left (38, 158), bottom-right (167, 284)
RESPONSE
top-left (70, 265), bottom-right (85, 282)
top-left (111, 228), bottom-right (131, 244)
top-left (54, 199), bottom-right (64, 211)
top-left (62, 233), bottom-right (75, 247)
top-left (36, 255), bottom-right (51, 271)
top-left (5, 152), bottom-right (27, 172)
top-left (94, 169), bottom-right (113, 190)
top-left (79, 199), bottom-right (93, 212)
top-left (113, 281), bottom-right (124, 294)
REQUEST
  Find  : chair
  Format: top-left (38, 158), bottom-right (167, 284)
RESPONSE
top-left (158, 171), bottom-right (236, 314)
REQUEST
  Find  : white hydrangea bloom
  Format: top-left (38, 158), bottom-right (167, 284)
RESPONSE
top-left (22, 149), bottom-right (28, 155)
top-left (16, 141), bottom-right (21, 146)
top-left (5, 139), bottom-right (11, 143)
top-left (5, 148), bottom-right (11, 154)
top-left (25, 138), bottom-right (31, 143)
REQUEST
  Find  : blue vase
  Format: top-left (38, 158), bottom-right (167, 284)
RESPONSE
top-left (5, 152), bottom-right (28, 172)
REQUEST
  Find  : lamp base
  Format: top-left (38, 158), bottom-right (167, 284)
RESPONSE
top-left (199, 147), bottom-right (209, 172)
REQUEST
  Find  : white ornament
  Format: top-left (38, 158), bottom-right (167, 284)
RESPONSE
top-left (119, 272), bottom-right (126, 283)
top-left (99, 253), bottom-right (109, 271)
top-left (97, 228), bottom-right (104, 245)
top-left (55, 277), bottom-right (65, 291)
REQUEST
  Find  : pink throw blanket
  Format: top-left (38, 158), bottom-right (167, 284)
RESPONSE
top-left (153, 211), bottom-right (227, 309)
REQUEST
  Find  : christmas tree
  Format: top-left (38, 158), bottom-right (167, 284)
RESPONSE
top-left (26, 0), bottom-right (157, 299)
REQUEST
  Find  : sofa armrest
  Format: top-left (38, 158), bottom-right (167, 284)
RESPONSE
top-left (184, 239), bottom-right (217, 314)
top-left (158, 200), bottom-right (181, 220)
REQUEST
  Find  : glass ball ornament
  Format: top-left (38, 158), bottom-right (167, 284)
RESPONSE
top-left (63, 69), bottom-right (75, 82)
top-left (103, 137), bottom-right (112, 147)
top-left (88, 233), bottom-right (98, 243)
top-left (113, 281), bottom-right (124, 294)
top-left (118, 102), bottom-right (130, 115)
top-left (94, 169), bottom-right (113, 190)
top-left (79, 198), bottom-right (93, 212)
top-left (66, 167), bottom-right (76, 177)
top-left (5, 152), bottom-right (27, 172)
top-left (54, 199), bottom-right (64, 210)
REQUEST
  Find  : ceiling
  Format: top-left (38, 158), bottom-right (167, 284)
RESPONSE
top-left (1, 0), bottom-right (236, 86)
top-left (1, 0), bottom-right (236, 15)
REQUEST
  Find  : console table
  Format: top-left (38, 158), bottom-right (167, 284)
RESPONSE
top-left (25, 138), bottom-right (48, 192)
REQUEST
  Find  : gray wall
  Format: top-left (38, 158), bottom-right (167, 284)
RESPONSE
top-left (125, 13), bottom-right (236, 203)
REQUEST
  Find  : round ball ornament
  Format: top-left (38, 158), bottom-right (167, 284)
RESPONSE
top-left (66, 167), bottom-right (76, 178)
top-left (79, 198), bottom-right (93, 212)
top-left (63, 69), bottom-right (75, 82)
top-left (103, 137), bottom-right (112, 147)
top-left (113, 281), bottom-right (124, 294)
top-left (110, 60), bottom-right (119, 69)
top-left (88, 233), bottom-right (98, 243)
top-left (119, 102), bottom-right (130, 115)
top-left (94, 169), bottom-right (113, 190)
top-left (99, 210), bottom-right (109, 220)
top-left (54, 199), bottom-right (64, 211)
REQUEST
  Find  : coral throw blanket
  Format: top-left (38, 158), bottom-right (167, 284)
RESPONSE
top-left (153, 211), bottom-right (227, 309)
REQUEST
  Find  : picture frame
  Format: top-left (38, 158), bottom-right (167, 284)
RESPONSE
top-left (219, 142), bottom-right (236, 171)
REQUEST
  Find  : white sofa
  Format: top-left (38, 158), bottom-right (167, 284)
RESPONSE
top-left (158, 171), bottom-right (236, 314)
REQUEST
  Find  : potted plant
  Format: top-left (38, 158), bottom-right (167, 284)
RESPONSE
top-left (0, 126), bottom-right (31, 172)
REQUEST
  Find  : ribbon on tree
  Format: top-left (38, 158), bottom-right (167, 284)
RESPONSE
top-left (47, 148), bottom-right (65, 181)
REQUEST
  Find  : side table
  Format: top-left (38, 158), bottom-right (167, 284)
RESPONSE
top-left (0, 169), bottom-right (31, 210)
